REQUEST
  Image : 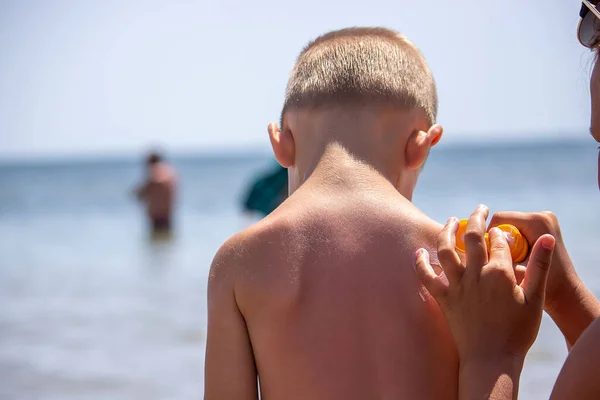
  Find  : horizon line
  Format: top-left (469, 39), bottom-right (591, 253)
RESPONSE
top-left (0, 134), bottom-right (595, 165)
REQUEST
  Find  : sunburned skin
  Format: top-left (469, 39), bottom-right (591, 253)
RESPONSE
top-left (205, 140), bottom-right (458, 400)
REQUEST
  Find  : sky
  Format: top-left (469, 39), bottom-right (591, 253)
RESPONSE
top-left (0, 0), bottom-right (593, 159)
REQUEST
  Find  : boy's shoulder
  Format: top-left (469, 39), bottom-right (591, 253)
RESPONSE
top-left (209, 214), bottom-right (293, 284)
top-left (208, 201), bottom-right (444, 284)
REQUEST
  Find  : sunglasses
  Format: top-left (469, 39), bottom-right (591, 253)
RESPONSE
top-left (579, 0), bottom-right (600, 48)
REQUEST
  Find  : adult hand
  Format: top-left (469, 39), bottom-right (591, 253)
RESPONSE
top-left (416, 205), bottom-right (555, 361)
top-left (490, 211), bottom-right (600, 348)
top-left (490, 212), bottom-right (574, 312)
top-left (414, 205), bottom-right (555, 399)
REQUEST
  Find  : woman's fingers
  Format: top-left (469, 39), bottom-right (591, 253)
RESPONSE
top-left (522, 234), bottom-right (555, 306)
top-left (464, 205), bottom-right (489, 277)
top-left (437, 218), bottom-right (465, 285)
top-left (415, 248), bottom-right (449, 305)
top-left (487, 227), bottom-right (513, 272)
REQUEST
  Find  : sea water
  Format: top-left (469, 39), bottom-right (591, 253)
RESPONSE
top-left (1, 139), bottom-right (598, 399)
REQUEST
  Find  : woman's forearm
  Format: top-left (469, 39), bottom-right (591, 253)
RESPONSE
top-left (547, 277), bottom-right (600, 349)
top-left (459, 357), bottom-right (525, 400)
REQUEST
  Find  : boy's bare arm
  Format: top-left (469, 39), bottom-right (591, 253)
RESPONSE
top-left (204, 241), bottom-right (258, 400)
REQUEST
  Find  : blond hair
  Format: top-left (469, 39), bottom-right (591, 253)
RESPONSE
top-left (281, 27), bottom-right (437, 127)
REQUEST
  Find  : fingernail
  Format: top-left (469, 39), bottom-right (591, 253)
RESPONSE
top-left (415, 248), bottom-right (424, 258)
top-left (489, 227), bottom-right (501, 236)
top-left (477, 204), bottom-right (489, 212)
top-left (542, 235), bottom-right (556, 250)
top-left (446, 217), bottom-right (457, 225)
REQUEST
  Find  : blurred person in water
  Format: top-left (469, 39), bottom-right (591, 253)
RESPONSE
top-left (133, 151), bottom-right (177, 237)
top-left (242, 163), bottom-right (288, 217)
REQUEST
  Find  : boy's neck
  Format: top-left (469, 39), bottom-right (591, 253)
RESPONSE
top-left (287, 107), bottom-right (419, 200)
top-left (291, 142), bottom-right (416, 201)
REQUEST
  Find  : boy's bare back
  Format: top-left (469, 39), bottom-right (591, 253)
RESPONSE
top-left (207, 184), bottom-right (457, 399)
top-left (205, 27), bottom-right (457, 399)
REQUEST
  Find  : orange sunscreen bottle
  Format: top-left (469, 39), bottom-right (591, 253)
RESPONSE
top-left (455, 219), bottom-right (529, 263)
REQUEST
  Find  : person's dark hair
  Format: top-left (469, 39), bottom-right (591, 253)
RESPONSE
top-left (146, 152), bottom-right (162, 165)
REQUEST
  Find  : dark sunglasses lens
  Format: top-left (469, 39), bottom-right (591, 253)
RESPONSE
top-left (580, 10), bottom-right (600, 47)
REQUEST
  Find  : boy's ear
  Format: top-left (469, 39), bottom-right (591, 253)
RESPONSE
top-left (268, 121), bottom-right (295, 168)
top-left (405, 124), bottom-right (443, 170)
top-left (429, 124), bottom-right (443, 146)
